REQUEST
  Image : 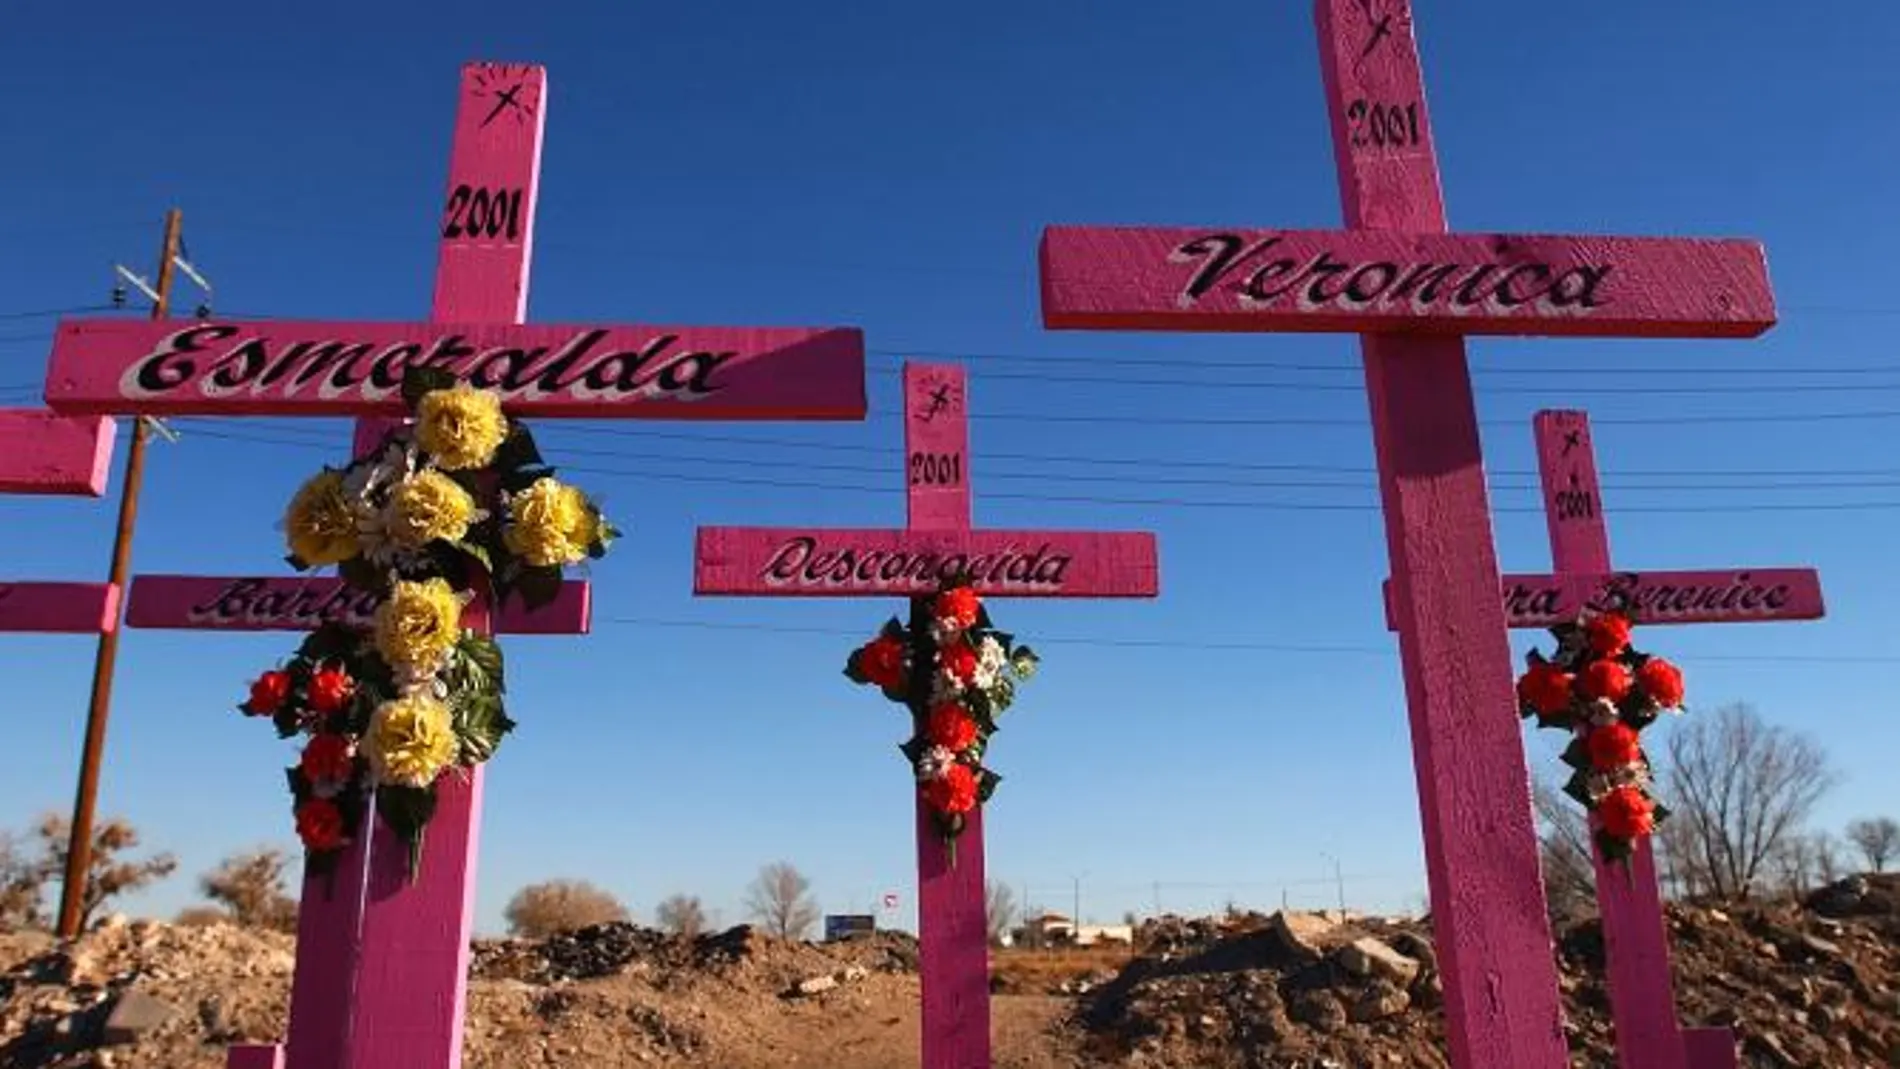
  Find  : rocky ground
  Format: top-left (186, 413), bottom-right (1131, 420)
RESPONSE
top-left (0, 874), bottom-right (1893, 1068)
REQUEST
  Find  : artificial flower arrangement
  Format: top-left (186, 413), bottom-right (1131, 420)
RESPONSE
top-left (844, 577), bottom-right (1038, 862)
top-left (240, 366), bottom-right (617, 878)
top-left (1514, 610), bottom-right (1687, 864)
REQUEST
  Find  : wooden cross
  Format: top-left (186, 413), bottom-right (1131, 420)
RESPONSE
top-left (43, 62), bottom-right (866, 1069)
top-left (1376, 409), bottom-right (1820, 1069)
top-left (0, 411), bottom-right (119, 633)
top-left (1034, 2), bottom-right (1776, 1066)
top-left (694, 362), bottom-right (1159, 1069)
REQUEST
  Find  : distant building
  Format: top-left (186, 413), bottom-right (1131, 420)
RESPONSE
top-left (1011, 913), bottom-right (1133, 948)
top-left (823, 914), bottom-right (876, 942)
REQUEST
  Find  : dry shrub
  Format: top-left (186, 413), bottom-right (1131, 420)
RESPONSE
top-left (503, 879), bottom-right (629, 939)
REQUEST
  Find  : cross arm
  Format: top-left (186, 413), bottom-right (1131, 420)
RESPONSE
top-left (0, 410), bottom-right (117, 496)
top-left (693, 527), bottom-right (1159, 597)
top-left (1378, 568), bottom-right (1825, 631)
top-left (0, 582), bottom-right (121, 633)
top-left (1039, 226), bottom-right (1775, 339)
top-left (125, 574), bottom-right (592, 634)
top-left (42, 318), bottom-right (866, 420)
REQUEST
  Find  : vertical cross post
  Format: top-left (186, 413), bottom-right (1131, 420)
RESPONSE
top-left (695, 364), bottom-right (1158, 1069)
top-left (1313, 6), bottom-right (1569, 1064)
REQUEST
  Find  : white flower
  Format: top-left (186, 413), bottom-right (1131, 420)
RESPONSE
top-left (970, 637), bottom-right (1008, 690)
top-left (915, 746), bottom-right (957, 781)
top-left (1587, 699), bottom-right (1620, 727)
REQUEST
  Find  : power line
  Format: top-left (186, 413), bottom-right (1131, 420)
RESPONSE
top-left (603, 614), bottom-right (1900, 665)
top-left (0, 303), bottom-right (117, 322)
top-left (162, 424), bottom-right (1900, 513)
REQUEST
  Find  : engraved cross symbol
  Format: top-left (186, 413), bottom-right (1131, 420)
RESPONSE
top-left (1562, 429), bottom-right (1584, 456)
top-left (920, 382), bottom-right (957, 423)
top-left (1355, 0), bottom-right (1395, 69)
top-left (480, 82), bottom-right (529, 128)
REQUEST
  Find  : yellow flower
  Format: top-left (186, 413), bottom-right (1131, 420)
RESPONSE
top-left (284, 470), bottom-right (360, 566)
top-left (373, 578), bottom-right (464, 673)
top-left (503, 477), bottom-right (600, 568)
top-left (415, 382), bottom-right (508, 471)
top-left (364, 693), bottom-right (459, 787)
top-left (385, 470), bottom-right (476, 549)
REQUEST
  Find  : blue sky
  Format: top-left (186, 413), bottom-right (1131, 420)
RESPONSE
top-left (2, 0), bottom-right (1897, 936)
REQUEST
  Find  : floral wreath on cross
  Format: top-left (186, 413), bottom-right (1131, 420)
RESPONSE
top-left (1514, 609), bottom-right (1687, 864)
top-left (844, 577), bottom-right (1039, 863)
top-left (240, 366), bottom-right (619, 879)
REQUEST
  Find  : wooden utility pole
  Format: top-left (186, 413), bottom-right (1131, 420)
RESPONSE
top-left (55, 208), bottom-right (180, 938)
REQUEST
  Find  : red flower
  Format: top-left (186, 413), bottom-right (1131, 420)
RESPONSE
top-left (927, 704), bottom-right (979, 752)
top-left (299, 734), bottom-right (356, 787)
top-left (243, 670), bottom-right (291, 716)
top-left (858, 636), bottom-right (908, 689)
top-left (923, 763), bottom-right (979, 815)
top-left (1637, 658), bottom-right (1685, 708)
top-left (1597, 786), bottom-right (1655, 840)
top-left (933, 587), bottom-right (981, 631)
top-left (940, 642), bottom-right (979, 684)
top-left (1515, 662), bottom-right (1575, 716)
top-left (1586, 722), bottom-right (1643, 771)
top-left (1578, 660), bottom-right (1633, 703)
top-left (306, 667), bottom-right (355, 714)
top-left (294, 798), bottom-right (347, 852)
top-left (1585, 613), bottom-right (1634, 657)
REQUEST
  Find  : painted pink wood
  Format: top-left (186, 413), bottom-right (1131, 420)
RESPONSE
top-left (917, 799), bottom-right (989, 1069)
top-left (126, 574), bottom-right (591, 634)
top-left (903, 363), bottom-right (989, 1068)
top-left (280, 838), bottom-right (373, 1069)
top-left (0, 410), bottom-right (117, 496)
top-left (225, 1043), bottom-right (286, 1069)
top-left (1377, 568), bottom-right (1826, 631)
top-left (694, 528), bottom-right (1159, 597)
top-left (905, 364), bottom-right (972, 531)
top-left (1534, 410), bottom-right (1689, 1069)
top-left (1682, 1028), bottom-right (1739, 1069)
top-left (334, 61), bottom-right (535, 1069)
top-left (1318, 3), bottom-right (1572, 1065)
top-left (0, 582), bottom-right (120, 634)
top-left (1039, 225), bottom-right (1775, 339)
top-left (43, 317), bottom-right (866, 420)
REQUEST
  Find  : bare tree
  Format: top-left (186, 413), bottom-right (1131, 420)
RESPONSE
top-left (984, 880), bottom-right (1017, 945)
top-left (1811, 833), bottom-right (1846, 886)
top-left (1532, 779), bottom-right (1597, 920)
top-left (1658, 703), bottom-right (1838, 900)
top-left (744, 862), bottom-right (819, 940)
top-left (1846, 817), bottom-right (1898, 873)
top-left (0, 830), bottom-right (48, 931)
top-left (34, 812), bottom-right (177, 929)
top-left (655, 893), bottom-right (708, 939)
top-left (503, 879), bottom-right (629, 939)
top-left (199, 848), bottom-right (297, 931)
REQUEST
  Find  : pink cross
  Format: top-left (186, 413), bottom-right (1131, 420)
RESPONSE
top-left (1376, 409), bottom-right (1818, 1069)
top-left (0, 410), bottom-right (119, 634)
top-left (695, 362), bottom-right (1159, 1069)
top-left (42, 62), bottom-right (867, 1069)
top-left (1034, 3), bottom-right (1776, 1067)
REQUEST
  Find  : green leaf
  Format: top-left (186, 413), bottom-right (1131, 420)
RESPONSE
top-left (400, 365), bottom-right (459, 411)
top-left (513, 565), bottom-right (564, 611)
top-left (455, 632), bottom-right (506, 695)
top-left (454, 539), bottom-right (493, 576)
top-left (879, 618), bottom-right (907, 642)
top-left (1594, 828), bottom-right (1634, 864)
top-left (898, 737), bottom-right (927, 768)
top-left (1559, 736), bottom-right (1593, 772)
top-left (453, 692), bottom-right (515, 764)
top-left (338, 556), bottom-right (386, 595)
top-left (284, 553), bottom-right (312, 573)
top-left (844, 648), bottom-right (871, 685)
top-left (976, 768), bottom-right (1001, 804)
top-left (1562, 769), bottom-right (1594, 808)
top-left (492, 424), bottom-right (544, 474)
top-left (1651, 802), bottom-right (1672, 826)
top-left (375, 784), bottom-right (438, 881)
top-left (498, 463), bottom-right (555, 496)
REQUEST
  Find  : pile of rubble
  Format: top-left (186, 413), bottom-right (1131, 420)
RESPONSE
top-left (1079, 874), bottom-right (1900, 1068)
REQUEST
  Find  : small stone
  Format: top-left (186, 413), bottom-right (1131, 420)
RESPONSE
top-left (1352, 983), bottom-right (1412, 1022)
top-left (794, 975), bottom-right (837, 996)
top-left (1800, 934), bottom-right (1842, 958)
top-left (841, 965), bottom-right (868, 983)
top-left (1271, 911), bottom-right (1335, 961)
top-left (1335, 937), bottom-right (1421, 985)
top-left (102, 987), bottom-right (177, 1045)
